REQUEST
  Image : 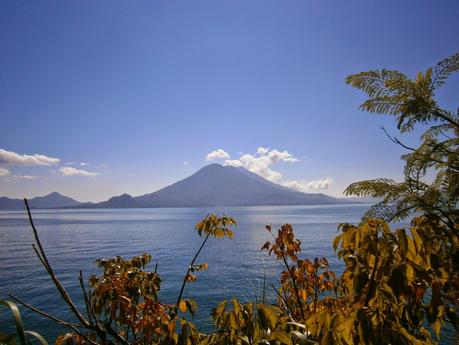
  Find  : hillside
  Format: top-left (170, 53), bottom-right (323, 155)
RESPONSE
top-left (0, 165), bottom-right (350, 209)
top-left (0, 192), bottom-right (80, 210)
top-left (133, 164), bottom-right (343, 207)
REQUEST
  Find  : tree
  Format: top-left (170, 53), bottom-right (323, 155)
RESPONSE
top-left (344, 53), bottom-right (459, 235)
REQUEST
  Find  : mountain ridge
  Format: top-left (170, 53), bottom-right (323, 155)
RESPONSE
top-left (0, 192), bottom-right (81, 210)
top-left (0, 164), bottom-right (359, 209)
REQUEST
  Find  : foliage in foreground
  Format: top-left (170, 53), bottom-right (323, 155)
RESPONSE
top-left (2, 52), bottom-right (458, 344)
top-left (0, 300), bottom-right (47, 345)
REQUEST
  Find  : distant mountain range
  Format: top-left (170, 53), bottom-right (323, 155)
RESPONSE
top-left (0, 191), bottom-right (80, 209)
top-left (0, 164), bottom-right (367, 210)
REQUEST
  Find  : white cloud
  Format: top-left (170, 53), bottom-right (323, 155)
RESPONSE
top-left (0, 167), bottom-right (10, 177)
top-left (218, 147), bottom-right (333, 192)
top-left (223, 147), bottom-right (298, 183)
top-left (59, 167), bottom-right (100, 177)
top-left (80, 162), bottom-right (89, 166)
top-left (224, 159), bottom-right (243, 167)
top-left (0, 149), bottom-right (60, 166)
top-left (183, 161), bottom-right (189, 166)
top-left (283, 177), bottom-right (333, 192)
top-left (13, 175), bottom-right (38, 180)
top-left (206, 149), bottom-right (230, 161)
top-left (257, 147), bottom-right (269, 155)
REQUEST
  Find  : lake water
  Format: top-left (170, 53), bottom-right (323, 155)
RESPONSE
top-left (1, 204), bottom-right (455, 344)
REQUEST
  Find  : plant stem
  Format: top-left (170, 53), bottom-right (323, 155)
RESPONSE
top-left (281, 255), bottom-right (305, 320)
top-left (175, 232), bottom-right (211, 313)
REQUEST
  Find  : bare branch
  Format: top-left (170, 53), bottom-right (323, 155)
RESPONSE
top-left (24, 199), bottom-right (90, 327)
top-left (79, 270), bottom-right (93, 324)
top-left (8, 293), bottom-right (80, 328)
top-left (380, 126), bottom-right (415, 151)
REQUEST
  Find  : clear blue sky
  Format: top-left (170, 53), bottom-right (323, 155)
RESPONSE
top-left (1, 0), bottom-right (458, 202)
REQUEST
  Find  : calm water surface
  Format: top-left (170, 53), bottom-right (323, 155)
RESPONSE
top-left (2, 204), bottom-right (454, 343)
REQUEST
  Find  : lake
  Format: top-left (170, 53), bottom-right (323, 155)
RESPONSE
top-left (2, 204), bottom-right (446, 342)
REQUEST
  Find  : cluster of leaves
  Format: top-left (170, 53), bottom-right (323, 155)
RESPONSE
top-left (261, 224), bottom-right (339, 321)
top-left (202, 299), bottom-right (292, 345)
top-left (81, 254), bottom-right (177, 344)
top-left (55, 254), bottom-right (201, 345)
top-left (195, 214), bottom-right (235, 239)
top-left (255, 216), bottom-right (458, 344)
top-left (6, 210), bottom-right (236, 345)
top-left (327, 216), bottom-right (458, 344)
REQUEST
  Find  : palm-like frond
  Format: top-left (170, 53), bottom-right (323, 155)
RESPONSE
top-left (431, 52), bottom-right (459, 90)
top-left (346, 53), bottom-right (459, 229)
top-left (344, 178), bottom-right (401, 198)
top-left (345, 69), bottom-right (409, 98)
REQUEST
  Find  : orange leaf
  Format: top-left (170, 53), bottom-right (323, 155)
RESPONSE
top-left (179, 300), bottom-right (187, 312)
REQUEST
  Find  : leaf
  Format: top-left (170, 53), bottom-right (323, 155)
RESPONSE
top-left (185, 299), bottom-right (198, 316)
top-left (410, 227), bottom-right (423, 254)
top-left (353, 271), bottom-right (369, 295)
top-left (24, 331), bottom-right (48, 345)
top-left (179, 300), bottom-right (187, 313)
top-left (261, 241), bottom-right (271, 252)
top-left (388, 265), bottom-right (407, 297)
top-left (300, 289), bottom-right (307, 301)
top-left (275, 331), bottom-right (292, 345)
top-left (396, 229), bottom-right (408, 257)
top-left (432, 318), bottom-right (441, 340)
top-left (0, 301), bottom-right (25, 345)
top-left (212, 300), bottom-right (227, 325)
top-left (320, 331), bottom-right (334, 345)
top-left (55, 334), bottom-right (76, 345)
top-left (260, 306), bottom-right (278, 328)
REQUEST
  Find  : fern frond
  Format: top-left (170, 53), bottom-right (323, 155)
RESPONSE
top-left (432, 52), bottom-right (459, 90)
top-left (360, 97), bottom-right (403, 115)
top-left (345, 69), bottom-right (408, 98)
top-left (344, 179), bottom-right (400, 198)
top-left (421, 123), bottom-right (452, 141)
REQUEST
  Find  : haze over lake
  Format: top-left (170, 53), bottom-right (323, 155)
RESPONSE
top-left (0, 204), bottom-right (371, 340)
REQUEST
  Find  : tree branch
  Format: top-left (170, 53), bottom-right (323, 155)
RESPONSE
top-left (24, 199), bottom-right (90, 327)
top-left (381, 126), bottom-right (416, 151)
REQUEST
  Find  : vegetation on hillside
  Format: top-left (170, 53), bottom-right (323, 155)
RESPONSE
top-left (1, 52), bottom-right (458, 345)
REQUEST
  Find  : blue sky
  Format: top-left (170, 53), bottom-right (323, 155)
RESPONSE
top-left (1, 0), bottom-right (458, 202)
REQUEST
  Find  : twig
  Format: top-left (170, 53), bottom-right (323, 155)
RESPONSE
top-left (79, 270), bottom-right (93, 324)
top-left (175, 232), bottom-right (211, 313)
top-left (8, 294), bottom-right (80, 328)
top-left (24, 199), bottom-right (90, 327)
top-left (381, 126), bottom-right (415, 151)
top-left (281, 255), bottom-right (306, 320)
top-left (271, 284), bottom-right (292, 315)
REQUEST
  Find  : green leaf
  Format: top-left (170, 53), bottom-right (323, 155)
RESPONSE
top-left (24, 332), bottom-right (48, 345)
top-left (0, 301), bottom-right (25, 345)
